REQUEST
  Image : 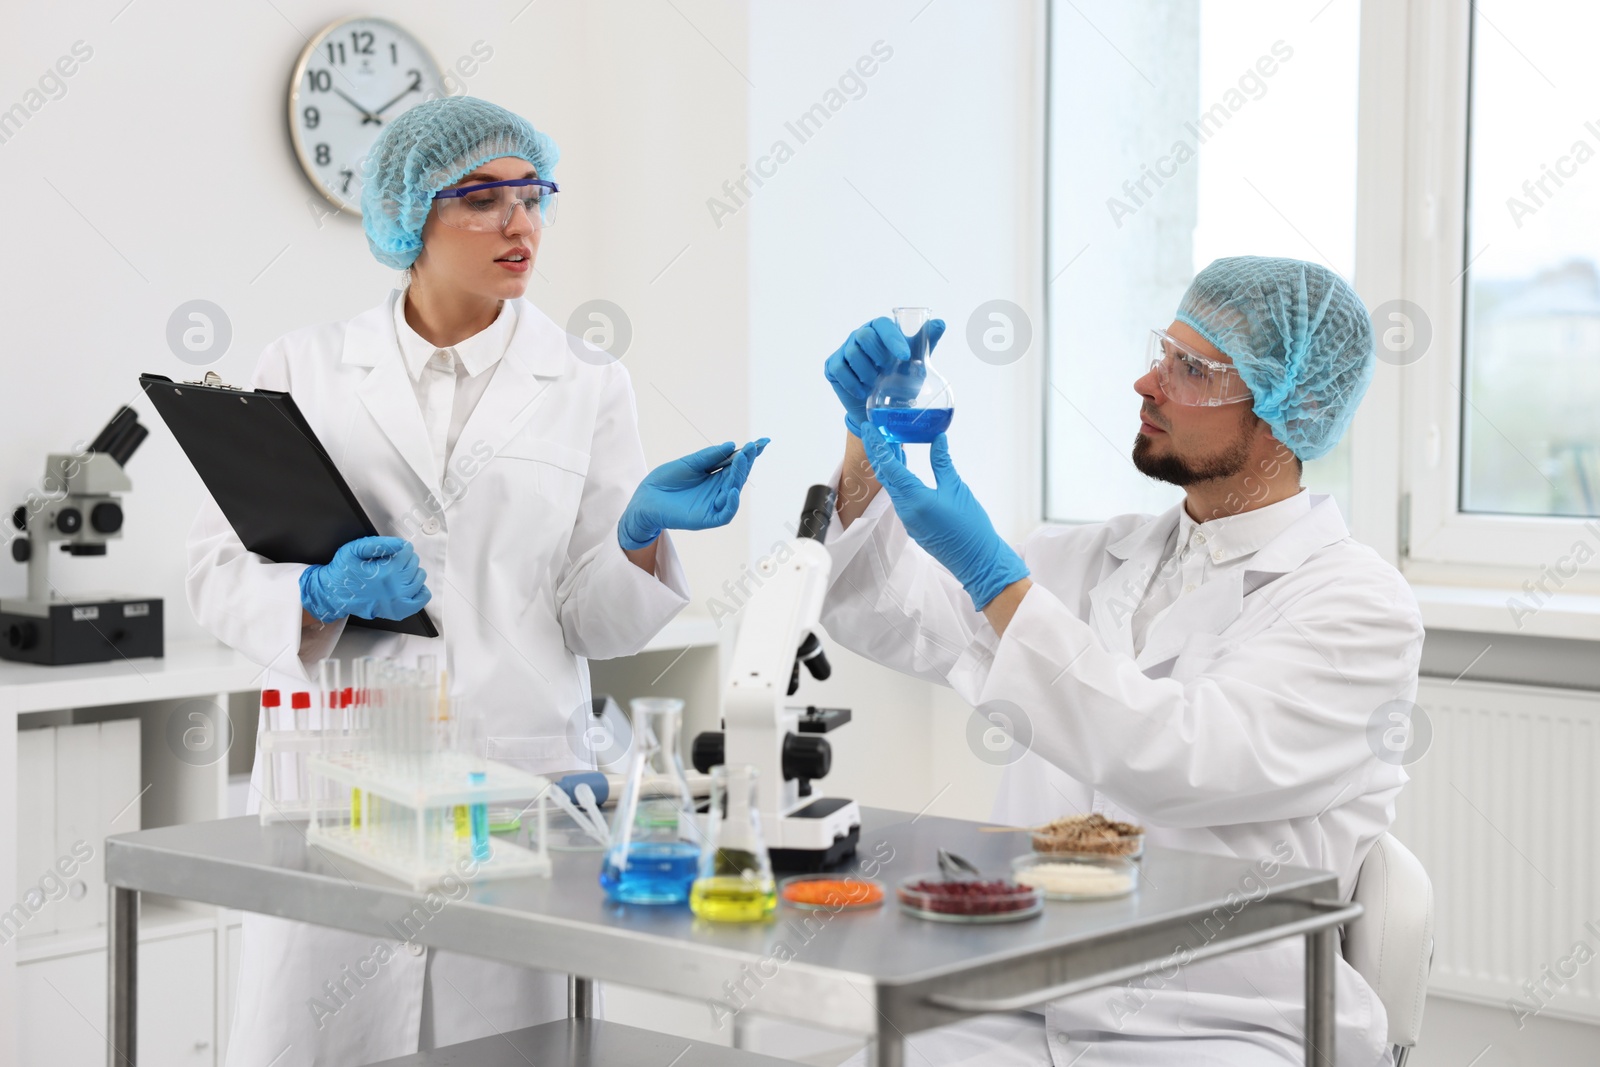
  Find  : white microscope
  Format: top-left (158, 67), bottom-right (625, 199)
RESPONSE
top-left (1, 408), bottom-right (163, 665)
top-left (692, 485), bottom-right (862, 871)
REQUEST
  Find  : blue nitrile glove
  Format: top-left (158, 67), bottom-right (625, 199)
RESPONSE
top-left (861, 431), bottom-right (1029, 610)
top-left (299, 536), bottom-right (432, 623)
top-left (825, 316), bottom-right (947, 437)
top-left (618, 439), bottom-right (771, 550)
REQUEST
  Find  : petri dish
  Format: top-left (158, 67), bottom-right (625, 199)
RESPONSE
top-left (896, 873), bottom-right (1043, 923)
top-left (778, 874), bottom-right (886, 912)
top-left (1012, 852), bottom-right (1138, 900)
top-left (1031, 816), bottom-right (1144, 859)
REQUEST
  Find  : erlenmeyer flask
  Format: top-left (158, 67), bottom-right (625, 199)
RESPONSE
top-left (599, 698), bottom-right (702, 904)
top-left (866, 306), bottom-right (955, 444)
top-left (690, 764), bottom-right (777, 922)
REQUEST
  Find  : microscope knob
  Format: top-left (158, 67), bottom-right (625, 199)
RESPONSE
top-left (691, 731), bottom-right (724, 773)
top-left (55, 507), bottom-right (82, 534)
top-left (11, 506), bottom-right (24, 531)
top-left (91, 502), bottom-right (123, 534)
top-left (5, 622), bottom-right (37, 651)
top-left (10, 539), bottom-right (28, 563)
top-left (782, 733), bottom-right (831, 782)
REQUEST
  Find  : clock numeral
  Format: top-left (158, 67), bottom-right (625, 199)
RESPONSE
top-left (340, 169), bottom-right (355, 194)
top-left (314, 143), bottom-right (331, 166)
top-left (390, 42), bottom-right (398, 65)
top-left (406, 69), bottom-right (423, 93)
top-left (305, 69), bottom-right (331, 92)
top-left (303, 106), bottom-right (320, 130)
top-left (326, 41), bottom-right (346, 66)
top-left (351, 31), bottom-right (375, 55)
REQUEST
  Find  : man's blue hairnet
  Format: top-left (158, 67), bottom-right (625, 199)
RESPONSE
top-left (1175, 256), bottom-right (1374, 462)
top-left (360, 96), bottom-right (560, 270)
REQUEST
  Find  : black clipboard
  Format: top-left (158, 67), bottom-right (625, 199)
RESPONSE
top-left (140, 373), bottom-right (438, 638)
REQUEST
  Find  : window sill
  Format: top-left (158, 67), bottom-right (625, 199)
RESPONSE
top-left (1410, 583), bottom-right (1600, 640)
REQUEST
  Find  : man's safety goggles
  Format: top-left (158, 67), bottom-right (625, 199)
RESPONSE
top-left (1147, 328), bottom-right (1252, 407)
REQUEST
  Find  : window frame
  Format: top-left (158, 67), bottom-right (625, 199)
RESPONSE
top-left (1394, 0), bottom-right (1600, 582)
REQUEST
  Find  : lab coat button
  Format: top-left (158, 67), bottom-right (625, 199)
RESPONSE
top-left (1212, 549), bottom-right (1224, 562)
top-left (1184, 584), bottom-right (1196, 594)
top-left (405, 941), bottom-right (424, 957)
top-left (423, 518), bottom-right (441, 535)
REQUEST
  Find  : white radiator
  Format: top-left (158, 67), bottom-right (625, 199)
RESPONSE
top-left (1392, 678), bottom-right (1600, 1026)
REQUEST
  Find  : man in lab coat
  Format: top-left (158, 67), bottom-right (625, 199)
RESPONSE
top-left (823, 257), bottom-right (1421, 1066)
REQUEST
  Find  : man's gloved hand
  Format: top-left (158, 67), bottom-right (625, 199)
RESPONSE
top-left (300, 536), bottom-right (431, 623)
top-left (618, 439), bottom-right (770, 550)
top-left (861, 431), bottom-right (1029, 610)
top-left (825, 316), bottom-right (946, 437)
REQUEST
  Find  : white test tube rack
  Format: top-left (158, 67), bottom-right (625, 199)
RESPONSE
top-left (305, 750), bottom-right (552, 890)
top-left (257, 727), bottom-right (362, 824)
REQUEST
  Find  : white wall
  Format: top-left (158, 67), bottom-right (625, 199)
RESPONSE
top-left (747, 1), bottom-right (1044, 821)
top-left (0, 0), bottom-right (750, 641)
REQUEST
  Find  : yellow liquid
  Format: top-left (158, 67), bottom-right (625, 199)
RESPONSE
top-left (351, 788), bottom-right (362, 830)
top-left (690, 877), bottom-right (777, 922)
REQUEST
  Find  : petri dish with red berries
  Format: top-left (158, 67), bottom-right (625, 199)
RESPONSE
top-left (896, 872), bottom-right (1044, 923)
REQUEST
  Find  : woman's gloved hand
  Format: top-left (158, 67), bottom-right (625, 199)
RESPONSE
top-left (299, 536), bottom-right (431, 623)
top-left (618, 439), bottom-right (770, 550)
top-left (861, 431), bottom-right (1029, 610)
top-left (825, 317), bottom-right (945, 437)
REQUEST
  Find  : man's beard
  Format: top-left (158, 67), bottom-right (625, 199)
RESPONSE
top-left (1131, 423), bottom-right (1253, 486)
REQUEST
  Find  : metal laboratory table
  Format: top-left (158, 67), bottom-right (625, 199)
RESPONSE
top-left (105, 809), bottom-right (1357, 1067)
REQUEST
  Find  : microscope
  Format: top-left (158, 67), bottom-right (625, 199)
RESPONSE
top-left (1, 407), bottom-right (164, 665)
top-left (693, 485), bottom-right (862, 871)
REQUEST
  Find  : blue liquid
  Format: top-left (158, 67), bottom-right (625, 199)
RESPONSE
top-left (469, 771), bottom-right (490, 861)
top-left (871, 407), bottom-right (954, 444)
top-left (599, 841), bottom-right (701, 904)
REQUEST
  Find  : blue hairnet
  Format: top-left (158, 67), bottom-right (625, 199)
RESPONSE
top-left (360, 96), bottom-right (560, 270)
top-left (1175, 256), bottom-right (1374, 462)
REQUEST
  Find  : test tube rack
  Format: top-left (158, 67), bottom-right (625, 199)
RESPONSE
top-left (306, 751), bottom-right (552, 890)
top-left (257, 727), bottom-right (363, 824)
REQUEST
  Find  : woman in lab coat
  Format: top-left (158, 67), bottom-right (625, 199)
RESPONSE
top-left (188, 97), bottom-right (765, 1065)
top-left (823, 258), bottom-right (1422, 1066)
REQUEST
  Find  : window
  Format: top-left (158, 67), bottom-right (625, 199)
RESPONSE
top-left (1461, 1), bottom-right (1600, 519)
top-left (1044, 0), bottom-right (1362, 525)
top-left (1400, 0), bottom-right (1600, 571)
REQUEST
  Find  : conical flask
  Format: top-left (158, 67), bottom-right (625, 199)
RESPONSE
top-left (689, 763), bottom-right (777, 922)
top-left (599, 698), bottom-right (702, 904)
top-left (866, 306), bottom-right (955, 444)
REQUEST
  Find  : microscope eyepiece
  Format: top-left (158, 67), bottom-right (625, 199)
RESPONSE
top-left (797, 484), bottom-right (836, 542)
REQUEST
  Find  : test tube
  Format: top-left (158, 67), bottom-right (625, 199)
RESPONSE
top-left (454, 703), bottom-right (489, 862)
top-left (349, 659), bottom-right (366, 831)
top-left (260, 690), bottom-right (281, 811)
top-left (291, 692), bottom-right (311, 802)
top-left (319, 660), bottom-right (341, 787)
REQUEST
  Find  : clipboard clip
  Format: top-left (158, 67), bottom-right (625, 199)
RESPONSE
top-left (183, 371), bottom-right (244, 390)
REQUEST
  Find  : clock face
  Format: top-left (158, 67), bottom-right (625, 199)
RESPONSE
top-left (288, 18), bottom-right (446, 216)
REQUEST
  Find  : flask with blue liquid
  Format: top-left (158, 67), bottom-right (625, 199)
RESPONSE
top-left (599, 698), bottom-right (702, 904)
top-left (867, 306), bottom-right (955, 444)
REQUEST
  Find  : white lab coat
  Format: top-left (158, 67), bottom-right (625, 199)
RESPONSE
top-left (187, 290), bottom-right (690, 1065)
top-left (821, 486), bottom-right (1422, 1067)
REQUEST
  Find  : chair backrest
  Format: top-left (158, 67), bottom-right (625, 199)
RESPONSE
top-left (1344, 833), bottom-right (1435, 1051)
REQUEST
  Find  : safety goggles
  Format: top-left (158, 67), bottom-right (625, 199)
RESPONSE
top-left (433, 178), bottom-right (559, 231)
top-left (1146, 328), bottom-right (1252, 407)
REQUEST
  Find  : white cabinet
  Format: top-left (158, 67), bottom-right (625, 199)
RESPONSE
top-left (17, 949), bottom-right (105, 1066)
top-left (139, 931), bottom-right (217, 1065)
top-left (18, 930), bottom-right (215, 1066)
